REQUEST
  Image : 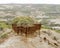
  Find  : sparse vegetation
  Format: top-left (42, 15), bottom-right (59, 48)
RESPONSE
top-left (12, 16), bottom-right (37, 27)
top-left (55, 30), bottom-right (60, 33)
top-left (0, 33), bottom-right (8, 38)
top-left (42, 25), bottom-right (51, 29)
top-left (0, 32), bottom-right (9, 44)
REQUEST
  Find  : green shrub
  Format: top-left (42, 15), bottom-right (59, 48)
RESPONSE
top-left (0, 22), bottom-right (8, 28)
top-left (55, 30), bottom-right (60, 33)
top-left (12, 16), bottom-right (37, 27)
top-left (0, 33), bottom-right (8, 38)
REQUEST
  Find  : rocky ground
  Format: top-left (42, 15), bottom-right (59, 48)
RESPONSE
top-left (0, 29), bottom-right (60, 48)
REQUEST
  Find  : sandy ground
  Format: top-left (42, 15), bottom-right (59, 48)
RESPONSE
top-left (0, 29), bottom-right (60, 48)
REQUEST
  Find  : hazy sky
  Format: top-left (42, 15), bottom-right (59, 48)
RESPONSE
top-left (0, 0), bottom-right (60, 4)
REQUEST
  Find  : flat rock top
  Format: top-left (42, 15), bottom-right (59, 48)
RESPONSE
top-left (0, 29), bottom-right (60, 48)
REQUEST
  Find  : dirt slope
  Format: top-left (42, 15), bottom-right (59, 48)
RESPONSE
top-left (0, 29), bottom-right (60, 48)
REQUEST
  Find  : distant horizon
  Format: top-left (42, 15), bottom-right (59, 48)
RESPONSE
top-left (0, 3), bottom-right (60, 5)
top-left (0, 0), bottom-right (60, 4)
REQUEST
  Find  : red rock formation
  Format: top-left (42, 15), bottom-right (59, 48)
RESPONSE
top-left (12, 24), bottom-right (41, 36)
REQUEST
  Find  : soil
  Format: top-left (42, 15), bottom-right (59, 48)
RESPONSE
top-left (0, 29), bottom-right (60, 48)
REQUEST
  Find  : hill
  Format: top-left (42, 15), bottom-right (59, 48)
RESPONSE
top-left (0, 29), bottom-right (60, 48)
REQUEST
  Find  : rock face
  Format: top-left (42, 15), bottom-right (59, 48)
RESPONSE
top-left (12, 16), bottom-right (41, 36)
top-left (0, 29), bottom-right (60, 48)
top-left (12, 24), bottom-right (41, 36)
